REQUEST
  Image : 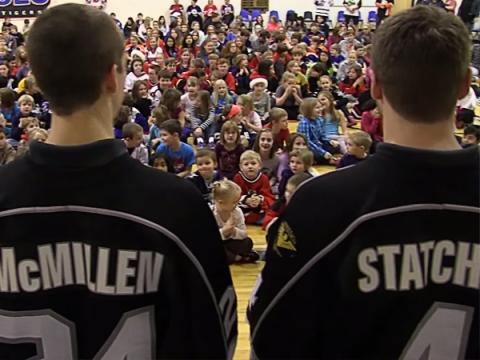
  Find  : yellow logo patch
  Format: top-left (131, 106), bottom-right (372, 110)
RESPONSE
top-left (274, 221), bottom-right (297, 253)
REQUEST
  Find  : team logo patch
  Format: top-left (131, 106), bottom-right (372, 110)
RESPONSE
top-left (274, 221), bottom-right (297, 255)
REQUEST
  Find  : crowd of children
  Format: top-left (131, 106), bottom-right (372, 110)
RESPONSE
top-left (0, 3), bottom-right (479, 263)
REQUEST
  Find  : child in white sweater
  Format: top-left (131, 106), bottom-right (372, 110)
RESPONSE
top-left (211, 179), bottom-right (259, 264)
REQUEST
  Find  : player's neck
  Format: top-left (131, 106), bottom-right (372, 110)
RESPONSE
top-left (47, 105), bottom-right (114, 146)
top-left (383, 108), bottom-right (461, 151)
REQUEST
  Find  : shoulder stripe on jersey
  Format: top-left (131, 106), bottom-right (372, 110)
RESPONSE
top-left (0, 205), bottom-right (228, 355)
top-left (251, 203), bottom-right (480, 345)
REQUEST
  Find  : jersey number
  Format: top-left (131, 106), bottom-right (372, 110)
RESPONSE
top-left (400, 302), bottom-right (474, 360)
top-left (0, 306), bottom-right (154, 359)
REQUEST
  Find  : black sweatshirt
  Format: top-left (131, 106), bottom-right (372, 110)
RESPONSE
top-left (249, 143), bottom-right (479, 359)
top-left (0, 139), bottom-right (237, 359)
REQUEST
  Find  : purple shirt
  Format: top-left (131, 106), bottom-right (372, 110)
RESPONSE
top-left (215, 143), bottom-right (244, 179)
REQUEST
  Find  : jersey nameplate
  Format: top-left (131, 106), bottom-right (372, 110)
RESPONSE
top-left (0, 243), bottom-right (164, 295)
top-left (358, 240), bottom-right (480, 292)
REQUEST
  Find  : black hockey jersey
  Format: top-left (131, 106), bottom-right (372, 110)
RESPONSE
top-left (0, 139), bottom-right (237, 359)
top-left (248, 143), bottom-right (479, 359)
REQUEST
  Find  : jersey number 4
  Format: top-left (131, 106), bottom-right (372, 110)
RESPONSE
top-left (0, 306), bottom-right (154, 359)
top-left (400, 302), bottom-right (474, 360)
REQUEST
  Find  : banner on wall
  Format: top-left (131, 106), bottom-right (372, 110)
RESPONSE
top-left (0, 0), bottom-right (50, 18)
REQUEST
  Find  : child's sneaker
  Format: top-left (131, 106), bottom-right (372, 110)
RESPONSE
top-left (208, 136), bottom-right (215, 149)
top-left (196, 138), bottom-right (205, 148)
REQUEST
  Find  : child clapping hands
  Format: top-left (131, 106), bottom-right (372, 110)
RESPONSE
top-left (211, 179), bottom-right (259, 264)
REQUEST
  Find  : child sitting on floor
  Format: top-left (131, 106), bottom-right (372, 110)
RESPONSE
top-left (237, 94), bottom-right (262, 146)
top-left (0, 128), bottom-right (15, 165)
top-left (159, 88), bottom-right (189, 141)
top-left (318, 91), bottom-right (348, 154)
top-left (276, 132), bottom-right (308, 179)
top-left (123, 122), bottom-right (149, 165)
top-left (191, 90), bottom-right (216, 148)
top-left (148, 105), bottom-right (170, 151)
top-left (212, 79), bottom-right (235, 119)
top-left (11, 94), bottom-right (37, 142)
top-left (278, 149), bottom-right (314, 197)
top-left (150, 153), bottom-right (173, 173)
top-left (181, 76), bottom-right (200, 120)
top-left (14, 117), bottom-right (41, 157)
top-left (156, 119), bottom-right (195, 177)
top-left (337, 130), bottom-right (372, 169)
top-left (188, 149), bottom-right (224, 204)
top-left (211, 179), bottom-right (259, 264)
top-left (361, 101), bottom-right (383, 150)
top-left (265, 107), bottom-right (290, 150)
top-left (253, 128), bottom-right (279, 190)
top-left (215, 119), bottom-right (245, 179)
top-left (274, 72), bottom-right (303, 120)
top-left (462, 125), bottom-right (480, 148)
top-left (297, 97), bottom-right (339, 164)
top-left (249, 78), bottom-right (271, 124)
top-left (338, 64), bottom-right (367, 99)
top-left (233, 150), bottom-right (275, 224)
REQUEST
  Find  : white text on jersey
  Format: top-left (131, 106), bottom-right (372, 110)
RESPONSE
top-left (358, 240), bottom-right (479, 292)
top-left (0, 243), bottom-right (164, 295)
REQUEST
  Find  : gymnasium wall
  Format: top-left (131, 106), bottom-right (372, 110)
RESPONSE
top-left (46, 0), bottom-right (382, 25)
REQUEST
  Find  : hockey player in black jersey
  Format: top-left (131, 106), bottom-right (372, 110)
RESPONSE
top-left (0, 4), bottom-right (237, 359)
top-left (248, 6), bottom-right (479, 359)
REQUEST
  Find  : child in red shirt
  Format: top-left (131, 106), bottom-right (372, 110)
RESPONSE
top-left (169, 0), bottom-right (184, 19)
top-left (339, 64), bottom-right (367, 98)
top-left (265, 108), bottom-right (290, 150)
top-left (234, 150), bottom-right (275, 225)
top-left (204, 0), bottom-right (218, 18)
top-left (361, 102), bottom-right (383, 144)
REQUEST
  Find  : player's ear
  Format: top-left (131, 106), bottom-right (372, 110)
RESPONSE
top-left (457, 67), bottom-right (471, 100)
top-left (370, 70), bottom-right (383, 101)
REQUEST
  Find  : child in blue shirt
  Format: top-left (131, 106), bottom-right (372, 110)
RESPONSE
top-left (318, 91), bottom-right (348, 154)
top-left (297, 98), bottom-right (339, 164)
top-left (0, 88), bottom-right (20, 137)
top-left (156, 119), bottom-right (195, 177)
